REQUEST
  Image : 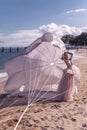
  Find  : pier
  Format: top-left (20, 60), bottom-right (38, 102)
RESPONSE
top-left (0, 47), bottom-right (26, 53)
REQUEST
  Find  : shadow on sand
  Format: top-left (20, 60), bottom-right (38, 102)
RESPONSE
top-left (0, 91), bottom-right (61, 109)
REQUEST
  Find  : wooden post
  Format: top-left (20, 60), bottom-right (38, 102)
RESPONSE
top-left (9, 47), bottom-right (11, 52)
top-left (17, 48), bottom-right (19, 52)
top-left (2, 47), bottom-right (4, 52)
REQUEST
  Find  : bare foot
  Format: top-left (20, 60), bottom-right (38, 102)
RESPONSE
top-left (64, 96), bottom-right (74, 102)
top-left (73, 96), bottom-right (78, 101)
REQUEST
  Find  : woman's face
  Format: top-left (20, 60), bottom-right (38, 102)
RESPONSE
top-left (63, 52), bottom-right (69, 60)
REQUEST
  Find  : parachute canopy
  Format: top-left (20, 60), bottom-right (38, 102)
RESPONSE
top-left (4, 33), bottom-right (80, 103)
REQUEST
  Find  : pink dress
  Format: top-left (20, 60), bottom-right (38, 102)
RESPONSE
top-left (57, 68), bottom-right (75, 101)
top-left (57, 51), bottom-right (80, 102)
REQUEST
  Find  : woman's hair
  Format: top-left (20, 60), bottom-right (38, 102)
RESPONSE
top-left (62, 52), bottom-right (73, 61)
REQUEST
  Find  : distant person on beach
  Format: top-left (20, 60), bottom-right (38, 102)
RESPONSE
top-left (76, 46), bottom-right (79, 52)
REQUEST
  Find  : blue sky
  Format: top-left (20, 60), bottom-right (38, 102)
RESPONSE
top-left (0, 0), bottom-right (87, 33)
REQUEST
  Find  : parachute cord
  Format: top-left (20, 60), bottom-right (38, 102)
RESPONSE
top-left (31, 69), bottom-right (67, 104)
top-left (14, 103), bottom-right (33, 130)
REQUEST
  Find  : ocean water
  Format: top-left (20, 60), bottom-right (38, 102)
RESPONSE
top-left (0, 47), bottom-right (25, 82)
top-left (0, 47), bottom-right (24, 71)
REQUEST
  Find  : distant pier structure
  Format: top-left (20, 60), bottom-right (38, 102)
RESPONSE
top-left (0, 47), bottom-right (25, 53)
top-left (0, 41), bottom-right (24, 53)
top-left (0, 41), bottom-right (5, 52)
top-left (0, 41), bottom-right (29, 53)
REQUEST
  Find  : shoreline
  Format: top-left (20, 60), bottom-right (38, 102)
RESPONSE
top-left (0, 72), bottom-right (8, 83)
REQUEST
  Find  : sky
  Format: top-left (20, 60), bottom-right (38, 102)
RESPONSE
top-left (0, 0), bottom-right (87, 46)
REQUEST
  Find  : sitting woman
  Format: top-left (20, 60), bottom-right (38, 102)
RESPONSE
top-left (57, 51), bottom-right (80, 101)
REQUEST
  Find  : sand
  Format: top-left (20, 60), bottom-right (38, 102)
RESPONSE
top-left (0, 49), bottom-right (87, 130)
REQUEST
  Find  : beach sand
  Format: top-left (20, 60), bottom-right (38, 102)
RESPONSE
top-left (0, 49), bottom-right (87, 130)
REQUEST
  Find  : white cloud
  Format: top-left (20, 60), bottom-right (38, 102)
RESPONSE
top-left (66, 8), bottom-right (87, 14)
top-left (39, 23), bottom-right (87, 37)
top-left (0, 30), bottom-right (41, 47)
top-left (0, 23), bottom-right (87, 47)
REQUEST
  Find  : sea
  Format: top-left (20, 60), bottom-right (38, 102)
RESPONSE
top-left (0, 47), bottom-right (25, 82)
top-left (0, 47), bottom-right (84, 82)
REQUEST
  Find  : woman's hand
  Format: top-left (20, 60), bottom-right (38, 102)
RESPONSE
top-left (67, 69), bottom-right (75, 75)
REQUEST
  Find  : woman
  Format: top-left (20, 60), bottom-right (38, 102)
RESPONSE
top-left (57, 51), bottom-right (80, 101)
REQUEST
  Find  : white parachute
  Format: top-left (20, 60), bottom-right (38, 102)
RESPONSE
top-left (4, 33), bottom-right (80, 104)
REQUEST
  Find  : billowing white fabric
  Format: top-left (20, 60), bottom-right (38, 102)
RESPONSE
top-left (51, 35), bottom-right (66, 51)
top-left (4, 33), bottom-right (81, 102)
top-left (4, 42), bottom-right (67, 96)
